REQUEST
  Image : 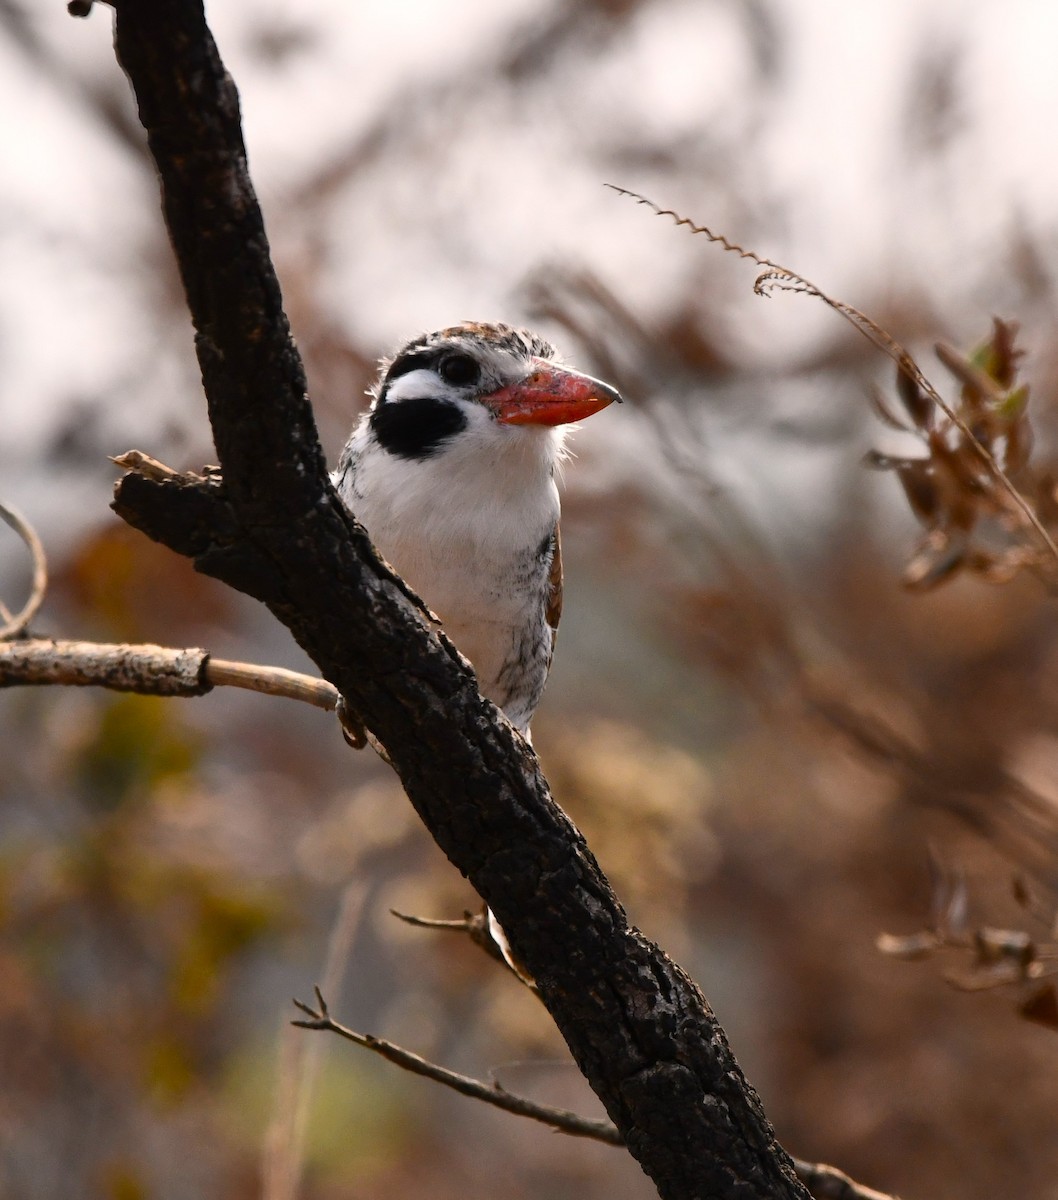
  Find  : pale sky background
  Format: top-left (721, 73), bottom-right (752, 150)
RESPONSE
top-left (4, 0), bottom-right (1058, 554)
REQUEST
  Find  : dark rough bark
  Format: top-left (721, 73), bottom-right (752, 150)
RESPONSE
top-left (93, 2), bottom-right (808, 1196)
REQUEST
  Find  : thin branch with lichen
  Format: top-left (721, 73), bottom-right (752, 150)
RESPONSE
top-left (0, 499), bottom-right (339, 711)
top-left (0, 637), bottom-right (339, 710)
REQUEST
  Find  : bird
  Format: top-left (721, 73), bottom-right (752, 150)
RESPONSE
top-left (332, 320), bottom-right (622, 737)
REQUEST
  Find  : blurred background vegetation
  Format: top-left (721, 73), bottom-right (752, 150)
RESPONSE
top-left (3, 2), bottom-right (1058, 1198)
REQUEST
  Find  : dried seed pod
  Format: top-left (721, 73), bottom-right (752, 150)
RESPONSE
top-left (896, 463), bottom-right (940, 525)
top-left (895, 355), bottom-right (933, 428)
top-left (983, 316), bottom-right (1022, 389)
top-left (1003, 417), bottom-right (1033, 474)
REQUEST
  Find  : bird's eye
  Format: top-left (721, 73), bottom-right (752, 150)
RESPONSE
top-left (438, 353), bottom-right (481, 387)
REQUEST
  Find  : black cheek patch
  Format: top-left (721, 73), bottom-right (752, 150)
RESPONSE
top-left (369, 396), bottom-right (468, 460)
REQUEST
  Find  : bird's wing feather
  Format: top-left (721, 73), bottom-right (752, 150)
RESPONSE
top-left (545, 523), bottom-right (562, 666)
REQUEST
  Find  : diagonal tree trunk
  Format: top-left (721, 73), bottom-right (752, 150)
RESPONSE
top-left (84, 1), bottom-right (809, 1195)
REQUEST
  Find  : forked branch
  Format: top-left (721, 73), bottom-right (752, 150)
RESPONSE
top-left (293, 989), bottom-right (899, 1200)
top-left (292, 987), bottom-right (622, 1145)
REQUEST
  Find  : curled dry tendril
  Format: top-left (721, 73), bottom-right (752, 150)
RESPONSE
top-left (605, 183), bottom-right (1058, 572)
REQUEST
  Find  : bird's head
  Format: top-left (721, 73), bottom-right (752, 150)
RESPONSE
top-left (366, 321), bottom-right (622, 463)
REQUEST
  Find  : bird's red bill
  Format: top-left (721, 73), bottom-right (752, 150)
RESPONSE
top-left (484, 362), bottom-right (622, 426)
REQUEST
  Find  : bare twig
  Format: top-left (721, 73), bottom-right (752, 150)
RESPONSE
top-left (0, 501), bottom-right (48, 638)
top-left (390, 906), bottom-right (541, 989)
top-left (389, 909), bottom-right (478, 932)
top-left (390, 905), bottom-right (509, 965)
top-left (606, 184), bottom-right (1058, 571)
top-left (291, 989), bottom-right (898, 1200)
top-left (291, 987), bottom-right (622, 1144)
top-left (0, 637), bottom-right (338, 710)
top-left (207, 657), bottom-right (338, 710)
top-left (789, 1158), bottom-right (900, 1200)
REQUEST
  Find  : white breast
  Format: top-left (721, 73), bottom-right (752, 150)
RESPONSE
top-left (334, 415), bottom-right (564, 730)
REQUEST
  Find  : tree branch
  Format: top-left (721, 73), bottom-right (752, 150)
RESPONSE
top-left (0, 637), bottom-right (338, 710)
top-left (293, 990), bottom-right (900, 1200)
top-left (292, 987), bottom-right (624, 1145)
top-left (790, 1161), bottom-right (899, 1200)
top-left (76, 2), bottom-right (817, 1196)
